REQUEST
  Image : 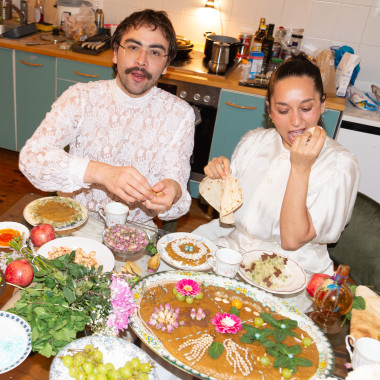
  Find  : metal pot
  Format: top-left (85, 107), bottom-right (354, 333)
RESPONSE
top-left (208, 41), bottom-right (229, 74)
top-left (204, 32), bottom-right (242, 65)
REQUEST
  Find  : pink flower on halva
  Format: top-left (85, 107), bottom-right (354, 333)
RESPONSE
top-left (212, 313), bottom-right (242, 334)
top-left (175, 279), bottom-right (201, 296)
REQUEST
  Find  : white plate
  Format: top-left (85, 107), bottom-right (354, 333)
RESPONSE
top-left (38, 237), bottom-right (115, 273)
top-left (238, 250), bottom-right (307, 295)
top-left (49, 335), bottom-right (159, 380)
top-left (0, 222), bottom-right (30, 247)
top-left (23, 196), bottom-right (88, 231)
top-left (130, 271), bottom-right (334, 380)
top-left (0, 311), bottom-right (32, 374)
top-left (157, 232), bottom-right (217, 271)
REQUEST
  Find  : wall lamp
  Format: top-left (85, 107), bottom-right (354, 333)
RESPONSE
top-left (204, 0), bottom-right (215, 9)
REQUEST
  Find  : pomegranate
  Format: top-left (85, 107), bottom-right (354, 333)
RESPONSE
top-left (30, 223), bottom-right (55, 247)
top-left (5, 259), bottom-right (34, 287)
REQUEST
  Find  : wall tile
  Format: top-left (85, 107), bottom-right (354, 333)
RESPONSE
top-left (361, 7), bottom-right (380, 46)
top-left (165, 11), bottom-right (184, 36)
top-left (256, 0), bottom-right (285, 29)
top-left (281, 0), bottom-right (312, 29)
top-left (301, 36), bottom-right (333, 56)
top-left (356, 44), bottom-right (380, 84)
top-left (305, 1), bottom-right (340, 40)
top-left (226, 20), bottom-right (254, 37)
top-left (163, 0), bottom-right (185, 14)
top-left (141, 0), bottom-right (163, 10)
top-left (230, 0), bottom-right (259, 24)
top-left (333, 4), bottom-right (369, 44)
top-left (182, 13), bottom-right (208, 43)
top-left (342, 0), bottom-right (372, 5)
top-left (372, 0), bottom-right (380, 6)
top-left (104, 4), bottom-right (139, 24)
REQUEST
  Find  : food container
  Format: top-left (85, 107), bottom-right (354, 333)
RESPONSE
top-left (237, 32), bottom-right (253, 60)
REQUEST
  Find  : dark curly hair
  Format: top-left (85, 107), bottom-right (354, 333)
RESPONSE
top-left (111, 9), bottom-right (177, 74)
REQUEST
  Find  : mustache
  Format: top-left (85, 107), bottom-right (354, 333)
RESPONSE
top-left (124, 67), bottom-right (152, 80)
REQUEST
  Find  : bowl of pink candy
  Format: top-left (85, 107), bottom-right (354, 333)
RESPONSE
top-left (102, 224), bottom-right (150, 259)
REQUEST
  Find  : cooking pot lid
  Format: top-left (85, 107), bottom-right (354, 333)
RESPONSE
top-left (56, 0), bottom-right (92, 7)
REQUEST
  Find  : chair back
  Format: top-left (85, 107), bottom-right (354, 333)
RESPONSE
top-left (328, 192), bottom-right (380, 291)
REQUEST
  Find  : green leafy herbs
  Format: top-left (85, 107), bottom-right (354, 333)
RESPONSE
top-left (240, 324), bottom-right (273, 345)
top-left (146, 240), bottom-right (158, 256)
top-left (208, 341), bottom-right (224, 359)
top-left (260, 313), bottom-right (298, 342)
top-left (342, 284), bottom-right (366, 325)
top-left (229, 306), bottom-right (240, 317)
top-left (6, 236), bottom-right (118, 357)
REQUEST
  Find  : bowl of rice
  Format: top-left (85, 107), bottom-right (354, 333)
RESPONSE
top-left (102, 224), bottom-right (150, 259)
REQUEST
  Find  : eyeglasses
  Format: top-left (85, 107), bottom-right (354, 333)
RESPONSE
top-left (118, 42), bottom-right (168, 64)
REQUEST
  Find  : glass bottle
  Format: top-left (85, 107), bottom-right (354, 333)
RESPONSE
top-left (271, 26), bottom-right (283, 59)
top-left (95, 8), bottom-right (104, 35)
top-left (310, 264), bottom-right (353, 334)
top-left (252, 24), bottom-right (266, 52)
top-left (261, 23), bottom-right (274, 64)
top-left (34, 0), bottom-right (44, 23)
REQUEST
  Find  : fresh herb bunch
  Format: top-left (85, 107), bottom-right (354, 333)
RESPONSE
top-left (342, 284), bottom-right (366, 326)
top-left (7, 236), bottom-right (136, 357)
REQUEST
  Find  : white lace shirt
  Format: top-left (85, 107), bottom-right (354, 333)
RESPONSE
top-left (19, 80), bottom-right (195, 223)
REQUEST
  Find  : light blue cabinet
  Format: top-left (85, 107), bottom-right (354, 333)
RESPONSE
top-left (15, 51), bottom-right (56, 150)
top-left (57, 59), bottom-right (114, 96)
top-left (0, 48), bottom-right (16, 150)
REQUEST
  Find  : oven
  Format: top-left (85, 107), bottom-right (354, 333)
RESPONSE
top-left (157, 78), bottom-right (221, 197)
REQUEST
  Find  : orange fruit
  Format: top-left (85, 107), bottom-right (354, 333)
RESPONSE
top-left (232, 299), bottom-right (242, 309)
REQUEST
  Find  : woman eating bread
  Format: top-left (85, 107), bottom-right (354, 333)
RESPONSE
top-left (194, 54), bottom-right (360, 311)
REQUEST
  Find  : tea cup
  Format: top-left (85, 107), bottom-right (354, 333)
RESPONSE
top-left (99, 202), bottom-right (129, 227)
top-left (345, 334), bottom-right (380, 369)
top-left (206, 248), bottom-right (243, 278)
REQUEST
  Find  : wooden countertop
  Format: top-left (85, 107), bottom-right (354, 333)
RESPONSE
top-left (0, 33), bottom-right (346, 111)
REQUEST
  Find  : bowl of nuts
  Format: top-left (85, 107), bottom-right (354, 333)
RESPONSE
top-left (102, 224), bottom-right (150, 259)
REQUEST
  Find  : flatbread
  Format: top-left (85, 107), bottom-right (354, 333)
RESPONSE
top-left (199, 174), bottom-right (243, 224)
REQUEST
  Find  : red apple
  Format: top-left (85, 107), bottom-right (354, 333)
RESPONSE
top-left (306, 273), bottom-right (330, 297)
top-left (5, 259), bottom-right (34, 287)
top-left (30, 223), bottom-right (55, 247)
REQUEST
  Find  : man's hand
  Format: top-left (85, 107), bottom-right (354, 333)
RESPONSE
top-left (84, 161), bottom-right (153, 203)
top-left (143, 179), bottom-right (182, 212)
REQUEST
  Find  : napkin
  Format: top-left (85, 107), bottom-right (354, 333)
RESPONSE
top-left (199, 174), bottom-right (243, 224)
top-left (350, 285), bottom-right (380, 340)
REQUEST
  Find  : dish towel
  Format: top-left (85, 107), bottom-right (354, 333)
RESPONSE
top-left (350, 285), bottom-right (380, 340)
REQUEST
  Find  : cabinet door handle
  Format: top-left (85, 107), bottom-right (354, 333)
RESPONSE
top-left (225, 102), bottom-right (257, 110)
top-left (73, 70), bottom-right (99, 78)
top-left (19, 60), bottom-right (43, 67)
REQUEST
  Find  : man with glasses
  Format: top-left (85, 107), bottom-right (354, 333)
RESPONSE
top-left (19, 10), bottom-right (195, 226)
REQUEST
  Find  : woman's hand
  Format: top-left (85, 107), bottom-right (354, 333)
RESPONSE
top-left (204, 156), bottom-right (231, 179)
top-left (290, 126), bottom-right (326, 174)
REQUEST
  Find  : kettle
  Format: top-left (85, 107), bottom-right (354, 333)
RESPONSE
top-left (208, 41), bottom-right (229, 75)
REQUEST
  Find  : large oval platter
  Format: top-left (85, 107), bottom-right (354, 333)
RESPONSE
top-left (157, 232), bottom-right (217, 271)
top-left (23, 196), bottom-right (88, 231)
top-left (130, 271), bottom-right (334, 380)
top-left (49, 335), bottom-right (159, 380)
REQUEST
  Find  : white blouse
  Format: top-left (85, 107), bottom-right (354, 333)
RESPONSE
top-left (195, 128), bottom-right (360, 276)
top-left (19, 80), bottom-right (195, 223)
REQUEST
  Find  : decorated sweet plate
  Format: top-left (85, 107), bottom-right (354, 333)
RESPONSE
top-left (239, 250), bottom-right (307, 295)
top-left (0, 222), bottom-right (30, 248)
top-left (0, 311), bottom-right (32, 374)
top-left (130, 270), bottom-right (334, 380)
top-left (157, 232), bottom-right (217, 271)
top-left (23, 196), bottom-right (88, 231)
top-left (49, 335), bottom-right (159, 380)
top-left (38, 236), bottom-right (115, 273)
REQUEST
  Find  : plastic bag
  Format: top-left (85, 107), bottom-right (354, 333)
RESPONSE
top-left (335, 45), bottom-right (360, 85)
top-left (347, 86), bottom-right (378, 111)
top-left (62, 6), bottom-right (97, 41)
top-left (335, 52), bottom-right (361, 97)
top-left (316, 50), bottom-right (336, 97)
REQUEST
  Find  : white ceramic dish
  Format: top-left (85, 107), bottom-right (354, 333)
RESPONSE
top-left (38, 236), bottom-right (115, 273)
top-left (0, 311), bottom-right (32, 374)
top-left (130, 270), bottom-right (334, 380)
top-left (157, 232), bottom-right (217, 271)
top-left (49, 335), bottom-right (159, 380)
top-left (0, 222), bottom-right (30, 247)
top-left (23, 196), bottom-right (88, 231)
top-left (238, 250), bottom-right (307, 295)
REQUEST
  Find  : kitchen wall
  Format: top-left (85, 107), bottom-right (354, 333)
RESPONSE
top-left (18, 0), bottom-right (380, 90)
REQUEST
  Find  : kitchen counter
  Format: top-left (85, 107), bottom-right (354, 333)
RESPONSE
top-left (342, 98), bottom-right (380, 128)
top-left (0, 32), bottom-right (346, 111)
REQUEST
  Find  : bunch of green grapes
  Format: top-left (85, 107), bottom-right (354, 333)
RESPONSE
top-left (172, 287), bottom-right (203, 304)
top-left (61, 344), bottom-right (152, 380)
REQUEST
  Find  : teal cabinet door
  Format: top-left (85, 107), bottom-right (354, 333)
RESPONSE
top-left (0, 48), bottom-right (16, 150)
top-left (15, 51), bottom-right (56, 151)
top-left (322, 109), bottom-right (341, 139)
top-left (57, 59), bottom-right (114, 96)
top-left (210, 89), bottom-right (268, 161)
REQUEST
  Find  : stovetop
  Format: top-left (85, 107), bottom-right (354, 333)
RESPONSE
top-left (169, 50), bottom-right (240, 78)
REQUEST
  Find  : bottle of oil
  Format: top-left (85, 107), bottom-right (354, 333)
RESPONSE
top-left (261, 23), bottom-right (274, 64)
top-left (252, 23), bottom-right (266, 52)
top-left (34, 0), bottom-right (44, 23)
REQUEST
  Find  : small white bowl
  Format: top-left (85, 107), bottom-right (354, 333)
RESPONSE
top-left (0, 222), bottom-right (30, 248)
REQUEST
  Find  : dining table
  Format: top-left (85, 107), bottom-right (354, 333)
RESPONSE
top-left (0, 192), bottom-right (352, 380)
